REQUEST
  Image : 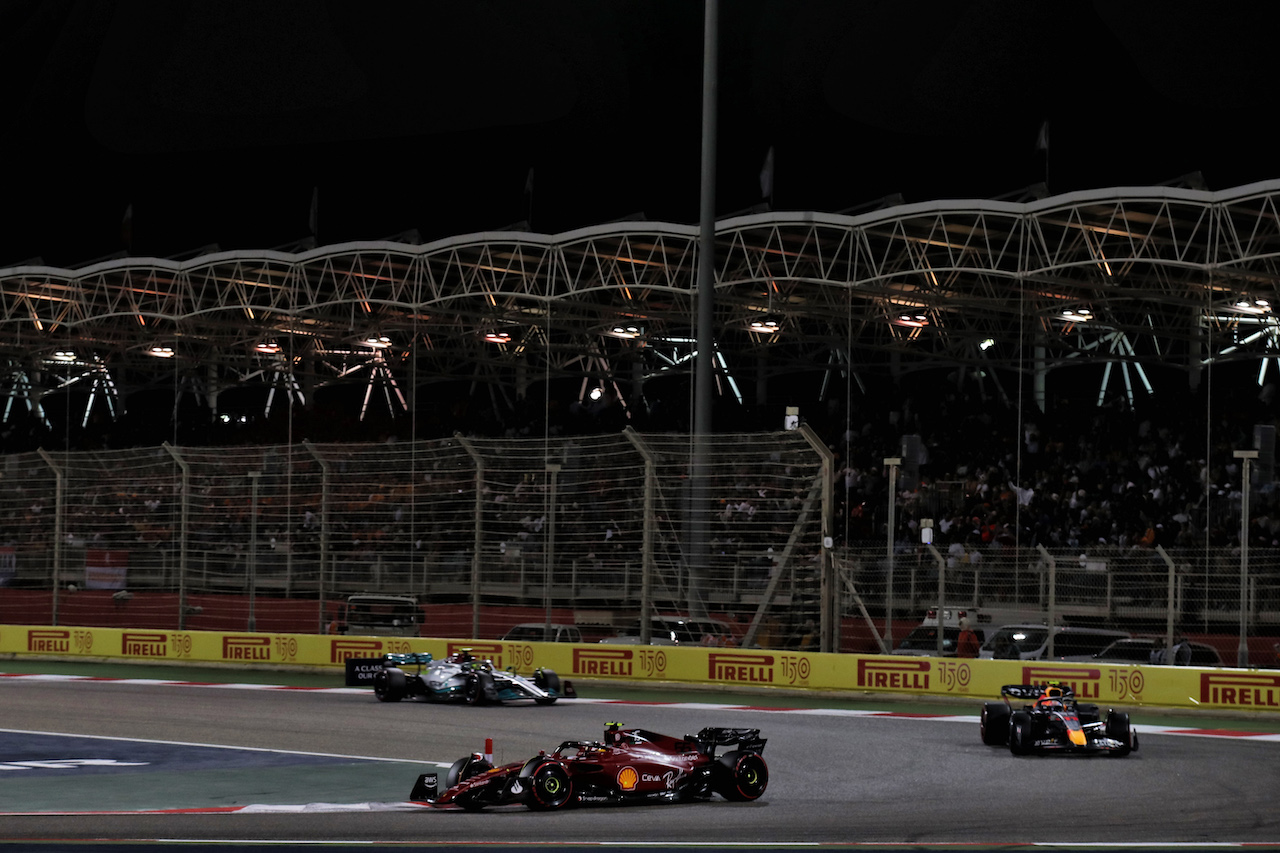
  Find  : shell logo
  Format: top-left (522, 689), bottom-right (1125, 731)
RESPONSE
top-left (616, 766), bottom-right (639, 791)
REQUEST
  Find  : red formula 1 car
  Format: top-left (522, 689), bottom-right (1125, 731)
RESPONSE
top-left (980, 682), bottom-right (1138, 757)
top-left (410, 722), bottom-right (768, 810)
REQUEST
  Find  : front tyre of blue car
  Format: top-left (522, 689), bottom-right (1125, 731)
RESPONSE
top-left (713, 750), bottom-right (768, 801)
top-left (373, 668), bottom-right (406, 702)
top-left (525, 760), bottom-right (574, 810)
top-left (980, 702), bottom-right (1010, 746)
top-left (1008, 711), bottom-right (1032, 756)
top-left (1105, 710), bottom-right (1133, 757)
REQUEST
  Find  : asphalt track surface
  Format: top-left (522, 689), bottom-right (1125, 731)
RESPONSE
top-left (2, 668), bottom-right (1280, 851)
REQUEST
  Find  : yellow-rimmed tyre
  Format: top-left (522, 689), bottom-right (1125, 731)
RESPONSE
top-left (524, 760), bottom-right (573, 810)
top-left (713, 750), bottom-right (768, 801)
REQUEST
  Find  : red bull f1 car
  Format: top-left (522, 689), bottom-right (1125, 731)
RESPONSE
top-left (410, 722), bottom-right (768, 810)
top-left (373, 650), bottom-right (574, 705)
top-left (980, 683), bottom-right (1138, 756)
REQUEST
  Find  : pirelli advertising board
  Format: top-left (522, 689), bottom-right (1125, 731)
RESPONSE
top-left (2, 624), bottom-right (1277, 713)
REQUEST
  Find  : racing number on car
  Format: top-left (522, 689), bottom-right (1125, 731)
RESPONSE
top-left (936, 661), bottom-right (972, 691)
top-left (780, 655), bottom-right (810, 685)
top-left (638, 649), bottom-right (666, 677)
top-left (1108, 668), bottom-right (1144, 700)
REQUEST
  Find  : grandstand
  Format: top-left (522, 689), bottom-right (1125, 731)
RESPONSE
top-left (3, 182), bottom-right (1280, 662)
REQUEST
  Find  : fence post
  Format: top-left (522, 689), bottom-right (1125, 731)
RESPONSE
top-left (925, 544), bottom-right (946, 656)
top-left (456, 434), bottom-right (485, 640)
top-left (1037, 545), bottom-right (1056, 657)
top-left (303, 441), bottom-right (332, 633)
top-left (37, 449), bottom-right (65, 626)
top-left (622, 428), bottom-right (656, 645)
top-left (1155, 544), bottom-right (1177, 657)
top-left (798, 424), bottom-right (837, 652)
top-left (162, 443), bottom-right (191, 630)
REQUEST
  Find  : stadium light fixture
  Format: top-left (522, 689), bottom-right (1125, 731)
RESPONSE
top-left (1061, 307), bottom-right (1093, 323)
top-left (361, 334), bottom-right (392, 349)
top-left (51, 350), bottom-right (77, 362)
top-left (483, 330), bottom-right (513, 344)
top-left (748, 315), bottom-right (782, 333)
top-left (147, 345), bottom-right (175, 358)
top-left (255, 340), bottom-right (282, 354)
top-left (609, 323), bottom-right (644, 339)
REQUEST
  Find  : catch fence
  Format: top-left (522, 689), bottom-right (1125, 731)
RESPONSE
top-left (1, 431), bottom-right (1277, 662)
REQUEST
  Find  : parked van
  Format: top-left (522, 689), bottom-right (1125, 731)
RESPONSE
top-left (334, 594), bottom-right (422, 637)
top-left (977, 624), bottom-right (1129, 661)
top-left (501, 623), bottom-right (584, 643)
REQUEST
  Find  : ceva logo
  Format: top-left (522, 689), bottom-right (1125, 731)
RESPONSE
top-left (1200, 672), bottom-right (1280, 707)
top-left (708, 653), bottom-right (774, 684)
top-left (857, 657), bottom-right (930, 690)
top-left (330, 638), bottom-right (383, 663)
top-left (122, 632), bottom-right (167, 657)
top-left (1020, 666), bottom-right (1102, 699)
top-left (572, 648), bottom-right (633, 677)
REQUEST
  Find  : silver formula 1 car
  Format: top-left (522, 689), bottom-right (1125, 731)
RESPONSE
top-left (372, 650), bottom-right (575, 705)
top-left (980, 682), bottom-right (1137, 756)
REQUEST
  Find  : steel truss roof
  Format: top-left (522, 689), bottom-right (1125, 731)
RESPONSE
top-left (4, 180), bottom-right (1280, 415)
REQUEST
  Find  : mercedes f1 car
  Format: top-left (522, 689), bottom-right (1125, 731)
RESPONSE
top-left (980, 683), bottom-right (1138, 756)
top-left (373, 650), bottom-right (574, 705)
top-left (410, 722), bottom-right (768, 810)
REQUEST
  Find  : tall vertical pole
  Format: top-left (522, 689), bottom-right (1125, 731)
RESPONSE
top-left (689, 0), bottom-right (719, 620)
top-left (248, 471), bottom-right (260, 633)
top-left (884, 457), bottom-right (901, 650)
top-left (1235, 449), bottom-right (1257, 667)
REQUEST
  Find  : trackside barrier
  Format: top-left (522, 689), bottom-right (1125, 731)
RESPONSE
top-left (2, 624), bottom-right (1279, 713)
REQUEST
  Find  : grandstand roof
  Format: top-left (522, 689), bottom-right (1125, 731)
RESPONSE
top-left (3, 181), bottom-right (1280, 432)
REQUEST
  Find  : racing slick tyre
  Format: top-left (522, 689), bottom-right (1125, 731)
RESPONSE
top-left (1008, 711), bottom-right (1033, 756)
top-left (465, 671), bottom-right (495, 705)
top-left (980, 702), bottom-right (1011, 746)
top-left (1105, 711), bottom-right (1134, 757)
top-left (713, 750), bottom-right (769, 801)
top-left (523, 759), bottom-right (574, 810)
top-left (443, 755), bottom-right (494, 811)
top-left (373, 668), bottom-right (407, 702)
top-left (533, 669), bottom-right (560, 705)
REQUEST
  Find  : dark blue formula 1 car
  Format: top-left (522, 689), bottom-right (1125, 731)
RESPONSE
top-left (980, 682), bottom-right (1137, 756)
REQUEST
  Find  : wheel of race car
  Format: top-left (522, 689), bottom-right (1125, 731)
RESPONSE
top-left (1105, 711), bottom-right (1133, 757)
top-left (1008, 711), bottom-right (1032, 756)
top-left (713, 750), bottom-right (769, 801)
top-left (533, 669), bottom-right (560, 705)
top-left (444, 755), bottom-right (493, 789)
top-left (980, 702), bottom-right (1011, 746)
top-left (373, 668), bottom-right (406, 702)
top-left (524, 760), bottom-right (574, 810)
top-left (464, 673), bottom-right (488, 705)
top-left (443, 755), bottom-right (493, 810)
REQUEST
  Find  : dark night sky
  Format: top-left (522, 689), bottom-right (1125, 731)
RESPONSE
top-left (4, 1), bottom-right (1278, 269)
